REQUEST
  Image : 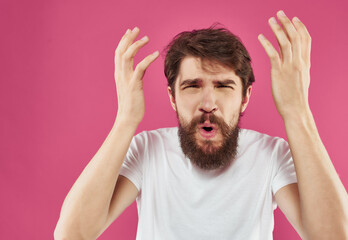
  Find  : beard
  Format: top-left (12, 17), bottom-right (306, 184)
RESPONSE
top-left (177, 111), bottom-right (241, 171)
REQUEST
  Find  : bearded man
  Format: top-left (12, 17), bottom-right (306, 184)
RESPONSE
top-left (55, 10), bottom-right (348, 240)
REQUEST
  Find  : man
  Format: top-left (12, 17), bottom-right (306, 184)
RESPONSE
top-left (54, 10), bottom-right (348, 240)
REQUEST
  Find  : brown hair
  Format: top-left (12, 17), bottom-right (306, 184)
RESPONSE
top-left (164, 24), bottom-right (255, 99)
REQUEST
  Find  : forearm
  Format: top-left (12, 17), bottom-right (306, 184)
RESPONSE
top-left (55, 118), bottom-right (138, 239)
top-left (283, 110), bottom-right (348, 239)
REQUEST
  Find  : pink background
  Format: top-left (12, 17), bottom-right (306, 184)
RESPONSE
top-left (1, 0), bottom-right (347, 239)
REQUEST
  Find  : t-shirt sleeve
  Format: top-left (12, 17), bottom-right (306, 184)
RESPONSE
top-left (271, 138), bottom-right (298, 196)
top-left (119, 132), bottom-right (146, 192)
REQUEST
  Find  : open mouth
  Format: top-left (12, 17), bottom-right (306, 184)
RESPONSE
top-left (198, 122), bottom-right (217, 139)
top-left (202, 126), bottom-right (213, 132)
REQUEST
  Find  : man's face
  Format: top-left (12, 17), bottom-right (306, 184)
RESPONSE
top-left (168, 56), bottom-right (252, 170)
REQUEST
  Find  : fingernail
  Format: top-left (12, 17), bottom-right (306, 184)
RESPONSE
top-left (153, 51), bottom-right (159, 56)
top-left (269, 17), bottom-right (277, 24)
top-left (141, 36), bottom-right (148, 41)
top-left (125, 29), bottom-right (130, 34)
top-left (132, 27), bottom-right (138, 32)
top-left (258, 34), bottom-right (265, 40)
top-left (278, 10), bottom-right (286, 17)
top-left (293, 17), bottom-right (301, 22)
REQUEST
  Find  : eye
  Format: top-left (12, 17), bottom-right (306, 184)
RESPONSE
top-left (217, 85), bottom-right (234, 89)
top-left (183, 85), bottom-right (199, 89)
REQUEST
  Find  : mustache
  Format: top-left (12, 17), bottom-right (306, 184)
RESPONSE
top-left (193, 113), bottom-right (225, 125)
top-left (185, 113), bottom-right (232, 137)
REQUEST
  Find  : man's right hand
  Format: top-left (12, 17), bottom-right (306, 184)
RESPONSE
top-left (114, 27), bottom-right (159, 126)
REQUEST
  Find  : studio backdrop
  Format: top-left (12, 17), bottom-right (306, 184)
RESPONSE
top-left (0, 0), bottom-right (347, 239)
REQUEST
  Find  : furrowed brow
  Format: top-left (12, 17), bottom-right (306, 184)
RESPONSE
top-left (180, 79), bottom-right (202, 87)
top-left (214, 79), bottom-right (237, 85)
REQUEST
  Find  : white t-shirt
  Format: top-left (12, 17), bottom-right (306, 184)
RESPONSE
top-left (119, 127), bottom-right (297, 240)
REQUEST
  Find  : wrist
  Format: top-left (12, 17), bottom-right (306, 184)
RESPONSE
top-left (282, 107), bottom-right (315, 130)
top-left (280, 102), bottom-right (311, 121)
top-left (114, 115), bottom-right (141, 130)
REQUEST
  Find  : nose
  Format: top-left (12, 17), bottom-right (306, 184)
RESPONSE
top-left (199, 87), bottom-right (218, 114)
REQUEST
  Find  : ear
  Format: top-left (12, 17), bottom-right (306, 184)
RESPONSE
top-left (168, 86), bottom-right (177, 112)
top-left (241, 85), bottom-right (252, 113)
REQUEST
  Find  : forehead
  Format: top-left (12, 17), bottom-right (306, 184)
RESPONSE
top-left (176, 56), bottom-right (241, 86)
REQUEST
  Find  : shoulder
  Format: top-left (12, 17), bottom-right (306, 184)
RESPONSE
top-left (239, 128), bottom-right (288, 152)
top-left (137, 127), bottom-right (178, 137)
top-left (131, 127), bottom-right (180, 156)
top-left (134, 127), bottom-right (178, 144)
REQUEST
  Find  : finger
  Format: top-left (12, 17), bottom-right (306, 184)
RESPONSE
top-left (115, 27), bottom-right (141, 57)
top-left (115, 28), bottom-right (131, 55)
top-left (133, 51), bottom-right (160, 80)
top-left (292, 17), bottom-right (312, 66)
top-left (276, 10), bottom-right (301, 63)
top-left (258, 34), bottom-right (281, 69)
top-left (122, 36), bottom-right (150, 70)
top-left (120, 28), bottom-right (130, 41)
top-left (268, 16), bottom-right (292, 64)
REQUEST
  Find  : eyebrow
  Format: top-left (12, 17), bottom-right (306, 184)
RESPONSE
top-left (180, 79), bottom-right (200, 87)
top-left (180, 78), bottom-right (237, 87)
top-left (215, 79), bottom-right (237, 85)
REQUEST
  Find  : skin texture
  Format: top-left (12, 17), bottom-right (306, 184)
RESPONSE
top-left (168, 57), bottom-right (251, 145)
top-left (114, 27), bottom-right (160, 126)
top-left (258, 10), bottom-right (348, 239)
top-left (258, 12), bottom-right (311, 121)
top-left (54, 28), bottom-right (160, 239)
top-left (167, 57), bottom-right (252, 170)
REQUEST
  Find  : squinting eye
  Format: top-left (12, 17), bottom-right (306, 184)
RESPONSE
top-left (184, 85), bottom-right (199, 89)
top-left (217, 85), bottom-right (234, 89)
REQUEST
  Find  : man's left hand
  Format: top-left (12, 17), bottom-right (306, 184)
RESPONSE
top-left (258, 10), bottom-right (312, 121)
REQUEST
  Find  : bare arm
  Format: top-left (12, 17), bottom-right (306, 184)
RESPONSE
top-left (54, 27), bottom-right (159, 240)
top-left (283, 108), bottom-right (348, 239)
top-left (54, 121), bottom-right (137, 240)
top-left (258, 11), bottom-right (348, 239)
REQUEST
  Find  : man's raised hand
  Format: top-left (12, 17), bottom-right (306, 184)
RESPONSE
top-left (114, 27), bottom-right (159, 126)
top-left (258, 11), bottom-right (312, 121)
